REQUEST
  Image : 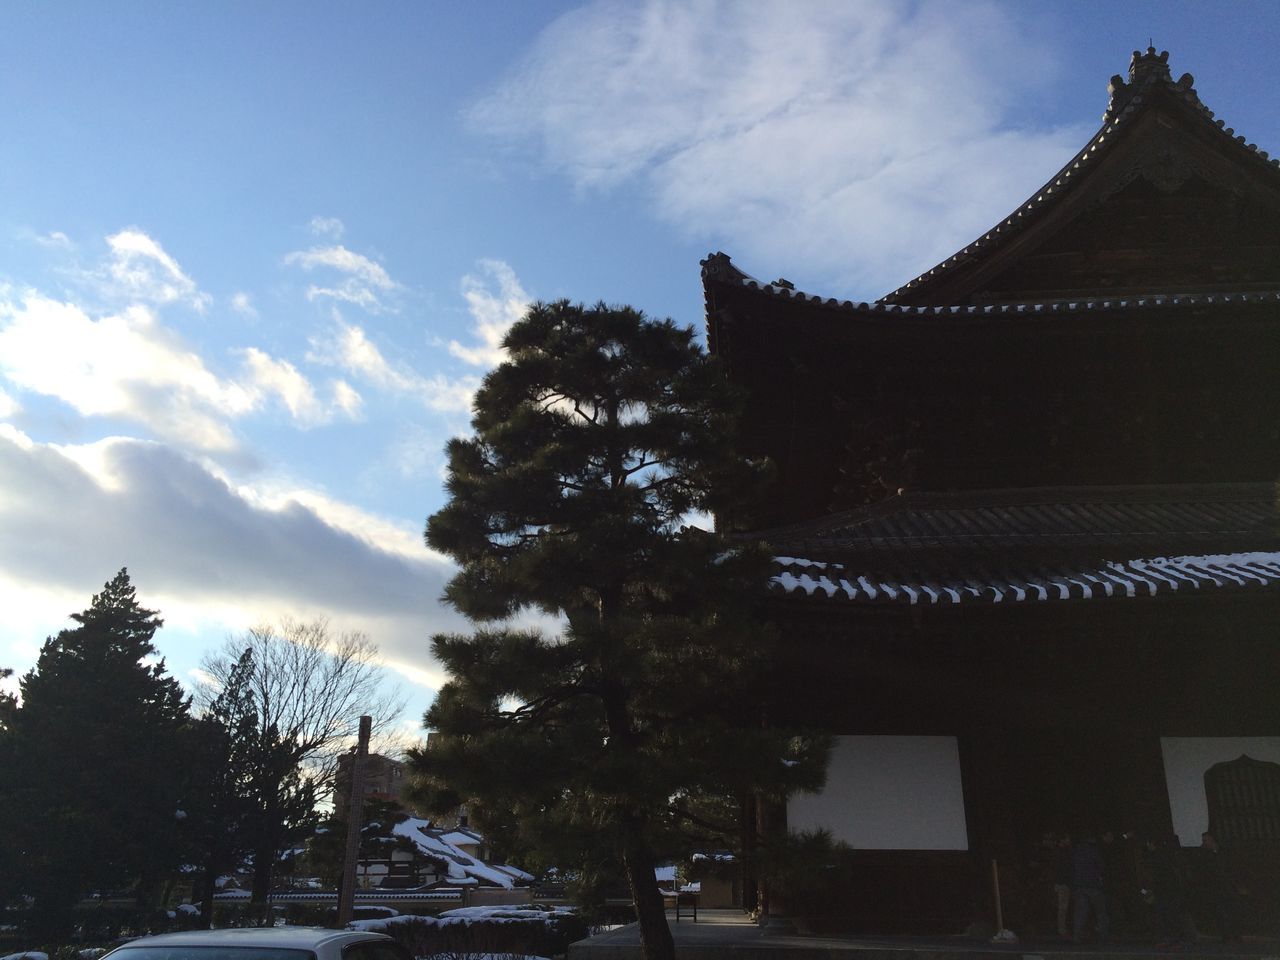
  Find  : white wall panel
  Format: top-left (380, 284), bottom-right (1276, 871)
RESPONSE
top-left (787, 735), bottom-right (969, 850)
top-left (1161, 736), bottom-right (1280, 845)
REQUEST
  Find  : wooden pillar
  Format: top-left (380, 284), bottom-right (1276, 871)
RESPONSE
top-left (336, 715), bottom-right (372, 927)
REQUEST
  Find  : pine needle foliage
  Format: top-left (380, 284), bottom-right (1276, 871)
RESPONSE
top-left (4, 570), bottom-right (190, 937)
top-left (412, 302), bottom-right (826, 960)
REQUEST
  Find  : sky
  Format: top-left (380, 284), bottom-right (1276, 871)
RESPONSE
top-left (2, 0), bottom-right (1278, 737)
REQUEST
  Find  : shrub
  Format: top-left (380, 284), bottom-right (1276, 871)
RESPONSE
top-left (363, 913), bottom-right (587, 959)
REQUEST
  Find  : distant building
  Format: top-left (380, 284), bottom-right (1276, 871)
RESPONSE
top-left (335, 752), bottom-right (408, 808)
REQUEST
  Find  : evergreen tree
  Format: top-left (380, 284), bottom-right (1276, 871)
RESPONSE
top-left (0, 667), bottom-right (18, 911)
top-left (7, 570), bottom-right (190, 938)
top-left (411, 301), bottom-right (826, 960)
top-left (183, 648), bottom-right (259, 926)
top-left (0, 667), bottom-right (14, 732)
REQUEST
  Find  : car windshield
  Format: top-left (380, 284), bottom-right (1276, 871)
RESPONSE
top-left (110, 948), bottom-right (316, 960)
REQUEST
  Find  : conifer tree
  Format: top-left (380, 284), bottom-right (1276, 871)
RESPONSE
top-left (411, 302), bottom-right (826, 960)
top-left (0, 667), bottom-right (17, 911)
top-left (0, 667), bottom-right (14, 732)
top-left (184, 648), bottom-right (260, 925)
top-left (7, 570), bottom-right (190, 938)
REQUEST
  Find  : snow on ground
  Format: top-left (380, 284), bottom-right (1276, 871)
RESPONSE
top-left (438, 906), bottom-right (571, 920)
top-left (2, 952), bottom-right (50, 960)
top-left (350, 905), bottom-right (573, 932)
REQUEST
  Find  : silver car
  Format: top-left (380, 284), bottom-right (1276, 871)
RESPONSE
top-left (101, 927), bottom-right (411, 960)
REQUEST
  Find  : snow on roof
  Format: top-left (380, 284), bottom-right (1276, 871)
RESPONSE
top-left (437, 828), bottom-right (484, 846)
top-left (492, 863), bottom-right (536, 882)
top-left (390, 817), bottom-right (515, 889)
top-left (770, 550), bottom-right (1280, 605)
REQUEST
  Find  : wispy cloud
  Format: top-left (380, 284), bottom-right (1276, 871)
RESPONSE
top-left (101, 229), bottom-right (212, 311)
top-left (238, 348), bottom-right (359, 428)
top-left (308, 318), bottom-right (476, 413)
top-left (449, 259), bottom-right (530, 368)
top-left (0, 291), bottom-right (358, 451)
top-left (469, 0), bottom-right (1087, 296)
top-left (230, 291), bottom-right (258, 317)
top-left (35, 230), bottom-right (72, 250)
top-left (309, 216), bottom-right (345, 240)
top-left (285, 244), bottom-right (399, 312)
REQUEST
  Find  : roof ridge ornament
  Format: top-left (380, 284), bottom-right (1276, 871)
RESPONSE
top-left (1105, 46), bottom-right (1194, 121)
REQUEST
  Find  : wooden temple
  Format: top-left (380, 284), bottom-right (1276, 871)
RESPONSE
top-left (703, 49), bottom-right (1280, 933)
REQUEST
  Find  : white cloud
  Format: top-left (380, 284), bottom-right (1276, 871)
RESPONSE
top-left (309, 216), bottom-right (346, 240)
top-left (230, 291), bottom-right (258, 317)
top-left (285, 244), bottom-right (399, 312)
top-left (308, 319), bottom-right (477, 413)
top-left (332, 379), bottom-right (363, 418)
top-left (102, 229), bottom-right (212, 311)
top-left (0, 292), bottom-right (355, 449)
top-left (186, 666), bottom-right (222, 694)
top-left (237, 349), bottom-right (361, 428)
top-left (469, 0), bottom-right (1088, 296)
top-left (449, 259), bottom-right (530, 368)
top-left (0, 429), bottom-right (465, 691)
top-left (0, 387), bottom-right (18, 419)
top-left (0, 294), bottom-right (250, 450)
top-left (35, 230), bottom-right (71, 249)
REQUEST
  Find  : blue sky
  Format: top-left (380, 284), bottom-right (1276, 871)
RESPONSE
top-left (2, 0), bottom-right (1278, 738)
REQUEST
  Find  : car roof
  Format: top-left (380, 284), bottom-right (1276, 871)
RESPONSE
top-left (108, 928), bottom-right (393, 950)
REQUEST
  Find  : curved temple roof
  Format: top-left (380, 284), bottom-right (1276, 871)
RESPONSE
top-left (702, 250), bottom-right (1280, 322)
top-left (763, 483), bottom-right (1280, 608)
top-left (877, 47), bottom-right (1280, 305)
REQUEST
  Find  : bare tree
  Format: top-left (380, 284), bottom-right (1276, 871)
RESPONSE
top-left (198, 618), bottom-right (404, 903)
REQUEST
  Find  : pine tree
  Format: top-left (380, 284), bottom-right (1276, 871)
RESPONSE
top-left (7, 570), bottom-right (190, 938)
top-left (0, 667), bottom-right (14, 732)
top-left (183, 648), bottom-right (260, 926)
top-left (411, 302), bottom-right (826, 960)
top-left (0, 667), bottom-right (18, 911)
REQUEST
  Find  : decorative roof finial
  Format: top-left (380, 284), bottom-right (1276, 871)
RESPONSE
top-left (1129, 46), bottom-right (1172, 85)
top-left (1105, 47), bottom-right (1182, 121)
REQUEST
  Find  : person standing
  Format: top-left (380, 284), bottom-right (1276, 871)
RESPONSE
top-left (1053, 833), bottom-right (1073, 940)
top-left (1148, 832), bottom-right (1192, 950)
top-left (1197, 832), bottom-right (1241, 943)
top-left (1072, 831), bottom-right (1110, 942)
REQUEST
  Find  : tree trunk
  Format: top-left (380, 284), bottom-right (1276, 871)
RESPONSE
top-left (251, 839), bottom-right (274, 905)
top-left (621, 816), bottom-right (675, 960)
top-left (199, 865), bottom-right (219, 928)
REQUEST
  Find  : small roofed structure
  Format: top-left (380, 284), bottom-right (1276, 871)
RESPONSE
top-left (705, 49), bottom-right (1280, 934)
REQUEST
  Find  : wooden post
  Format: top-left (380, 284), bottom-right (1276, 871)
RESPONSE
top-left (336, 715), bottom-right (372, 927)
top-left (991, 858), bottom-right (1003, 932)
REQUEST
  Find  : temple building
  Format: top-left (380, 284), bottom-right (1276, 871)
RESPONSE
top-left (704, 49), bottom-right (1280, 932)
